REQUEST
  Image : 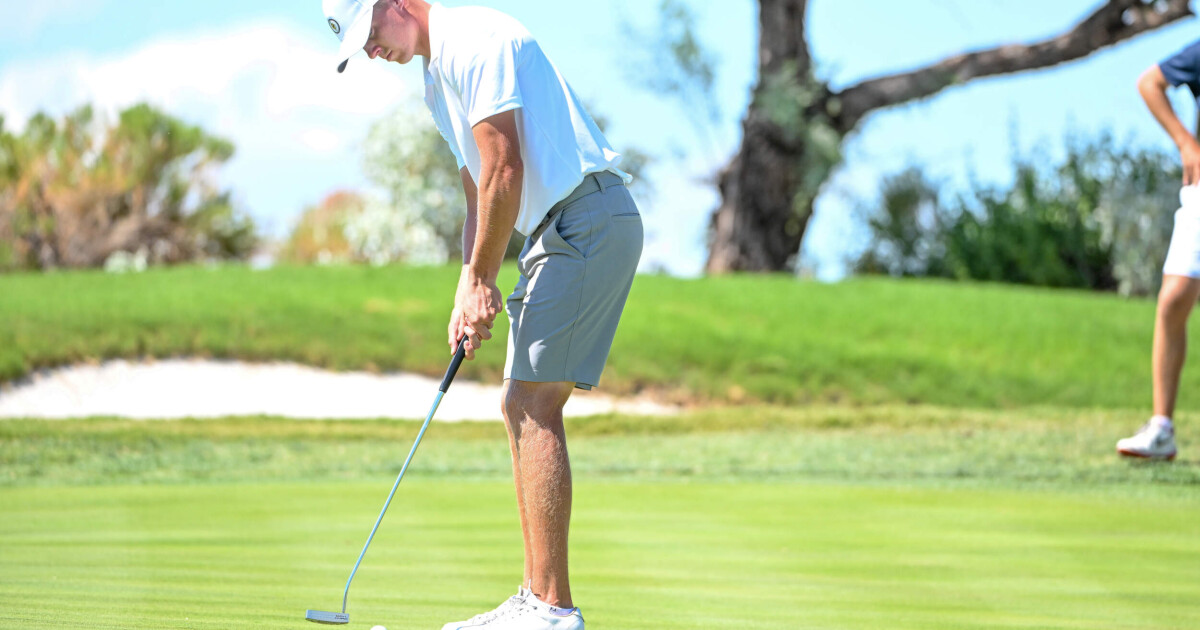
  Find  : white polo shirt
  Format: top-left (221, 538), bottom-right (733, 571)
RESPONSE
top-left (422, 3), bottom-right (631, 236)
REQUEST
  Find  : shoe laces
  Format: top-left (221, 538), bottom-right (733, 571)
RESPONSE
top-left (1137, 420), bottom-right (1173, 438)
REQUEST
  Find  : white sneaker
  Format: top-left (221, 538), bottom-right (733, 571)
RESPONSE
top-left (478, 593), bottom-right (584, 630)
top-left (441, 587), bottom-right (530, 630)
top-left (1117, 418), bottom-right (1177, 461)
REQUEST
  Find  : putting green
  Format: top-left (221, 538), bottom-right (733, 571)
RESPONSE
top-left (1, 480), bottom-right (1197, 629)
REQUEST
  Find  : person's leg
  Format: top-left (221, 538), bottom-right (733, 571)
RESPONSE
top-left (501, 379), bottom-right (576, 609)
top-left (1153, 274), bottom-right (1200, 418)
top-left (500, 382), bottom-right (533, 588)
top-left (495, 173), bottom-right (641, 620)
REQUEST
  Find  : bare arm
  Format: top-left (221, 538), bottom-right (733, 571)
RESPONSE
top-left (449, 167), bottom-right (479, 354)
top-left (460, 166), bottom-right (479, 263)
top-left (1138, 64), bottom-right (1200, 185)
top-left (469, 110), bottom-right (524, 282)
top-left (450, 110), bottom-right (524, 359)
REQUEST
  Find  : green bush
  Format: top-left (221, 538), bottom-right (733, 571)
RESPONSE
top-left (858, 133), bottom-right (1181, 295)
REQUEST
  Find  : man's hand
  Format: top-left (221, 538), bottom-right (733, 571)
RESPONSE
top-left (448, 267), bottom-right (502, 360)
top-left (1183, 137), bottom-right (1200, 186)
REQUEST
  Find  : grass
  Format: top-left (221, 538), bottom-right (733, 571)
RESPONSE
top-left (3, 408), bottom-right (1200, 489)
top-left (5, 265), bottom-right (1200, 627)
top-left (0, 264), bottom-right (1189, 408)
top-left (4, 406), bottom-right (1200, 629)
top-left (2, 428), bottom-right (1199, 630)
top-left (1, 480), bottom-right (1198, 630)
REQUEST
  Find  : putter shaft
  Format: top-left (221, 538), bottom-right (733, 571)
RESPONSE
top-left (340, 389), bottom-right (445, 613)
top-left (307, 339), bottom-right (468, 623)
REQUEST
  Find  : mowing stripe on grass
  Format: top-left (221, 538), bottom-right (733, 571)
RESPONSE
top-left (1, 481), bottom-right (1197, 629)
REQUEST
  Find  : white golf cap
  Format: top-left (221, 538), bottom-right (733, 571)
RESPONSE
top-left (323, 0), bottom-right (375, 73)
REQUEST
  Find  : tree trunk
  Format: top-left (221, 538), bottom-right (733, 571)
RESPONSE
top-left (707, 0), bottom-right (812, 273)
top-left (707, 0), bottom-right (1195, 274)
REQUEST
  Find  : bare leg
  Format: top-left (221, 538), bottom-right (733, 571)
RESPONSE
top-left (1153, 275), bottom-right (1200, 418)
top-left (501, 379), bottom-right (576, 609)
top-left (500, 381), bottom-right (534, 588)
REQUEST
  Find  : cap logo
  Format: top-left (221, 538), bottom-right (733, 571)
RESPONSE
top-left (328, 18), bottom-right (341, 35)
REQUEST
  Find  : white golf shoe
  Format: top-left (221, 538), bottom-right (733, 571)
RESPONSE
top-left (1117, 417), bottom-right (1177, 461)
top-left (476, 592), bottom-right (583, 630)
top-left (441, 587), bottom-right (530, 630)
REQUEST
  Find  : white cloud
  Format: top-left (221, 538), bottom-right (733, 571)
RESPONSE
top-left (0, 21), bottom-right (424, 235)
top-left (0, 0), bottom-right (106, 42)
top-left (0, 21), bottom-right (411, 124)
top-left (299, 128), bottom-right (343, 154)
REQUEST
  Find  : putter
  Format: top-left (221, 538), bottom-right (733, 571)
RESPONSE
top-left (306, 338), bottom-right (470, 625)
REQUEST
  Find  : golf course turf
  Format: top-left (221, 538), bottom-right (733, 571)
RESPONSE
top-left (2, 479), bottom-right (1198, 630)
top-left (4, 266), bottom-right (1200, 628)
top-left (3, 264), bottom-right (1197, 408)
top-left (3, 410), bottom-right (1199, 629)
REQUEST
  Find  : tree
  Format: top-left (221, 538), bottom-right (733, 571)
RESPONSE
top-left (362, 100), bottom-right (468, 263)
top-left (279, 191), bottom-right (364, 265)
top-left (0, 104), bottom-right (255, 271)
top-left (356, 99), bottom-right (650, 266)
top-left (697, 0), bottom-right (1193, 272)
top-left (853, 167), bottom-right (945, 278)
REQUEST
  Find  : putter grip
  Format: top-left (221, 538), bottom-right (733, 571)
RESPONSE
top-left (440, 338), bottom-right (469, 393)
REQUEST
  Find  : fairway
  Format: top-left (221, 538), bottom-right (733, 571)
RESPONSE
top-left (2, 479), bottom-right (1199, 629)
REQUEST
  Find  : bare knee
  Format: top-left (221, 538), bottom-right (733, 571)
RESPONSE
top-left (503, 380), bottom-right (573, 432)
top-left (1158, 282), bottom-right (1200, 326)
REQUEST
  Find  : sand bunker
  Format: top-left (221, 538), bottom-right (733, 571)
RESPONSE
top-left (0, 360), bottom-right (677, 421)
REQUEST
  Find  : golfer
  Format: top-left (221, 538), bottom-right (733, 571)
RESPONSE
top-left (1118, 40), bottom-right (1200, 461)
top-left (323, 1), bottom-right (642, 628)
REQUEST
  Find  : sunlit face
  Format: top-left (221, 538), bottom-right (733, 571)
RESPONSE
top-left (363, 0), bottom-right (420, 65)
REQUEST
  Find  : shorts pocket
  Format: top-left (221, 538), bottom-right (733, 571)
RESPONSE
top-left (610, 188), bottom-right (641, 222)
top-left (552, 203), bottom-right (593, 258)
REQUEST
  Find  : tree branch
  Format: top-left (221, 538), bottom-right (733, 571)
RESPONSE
top-left (834, 0), bottom-right (1194, 132)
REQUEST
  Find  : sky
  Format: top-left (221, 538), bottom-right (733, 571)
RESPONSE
top-left (1, 0), bottom-right (1198, 278)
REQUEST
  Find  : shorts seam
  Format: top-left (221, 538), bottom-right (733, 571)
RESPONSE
top-left (561, 205), bottom-right (594, 373)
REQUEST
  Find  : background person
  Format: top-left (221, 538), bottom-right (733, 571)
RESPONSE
top-left (1119, 40), bottom-right (1200, 461)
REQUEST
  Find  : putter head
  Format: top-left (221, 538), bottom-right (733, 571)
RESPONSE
top-left (306, 610), bottom-right (350, 625)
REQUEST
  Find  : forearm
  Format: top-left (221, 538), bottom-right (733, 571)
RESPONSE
top-left (460, 167), bottom-right (479, 266)
top-left (451, 110), bottom-right (522, 357)
top-left (469, 160), bottom-right (523, 283)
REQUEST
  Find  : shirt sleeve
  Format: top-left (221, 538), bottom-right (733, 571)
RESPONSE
top-left (450, 34), bottom-right (525, 128)
top-left (433, 117), bottom-right (467, 171)
top-left (1159, 40), bottom-right (1200, 91)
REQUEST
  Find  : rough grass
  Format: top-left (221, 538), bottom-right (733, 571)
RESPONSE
top-left (4, 408), bottom-right (1198, 490)
top-left (0, 264), bottom-right (1186, 408)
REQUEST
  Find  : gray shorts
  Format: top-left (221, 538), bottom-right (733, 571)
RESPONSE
top-left (505, 171), bottom-right (643, 390)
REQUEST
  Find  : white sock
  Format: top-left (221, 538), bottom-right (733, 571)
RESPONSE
top-left (528, 593), bottom-right (577, 616)
top-left (1151, 415), bottom-right (1173, 428)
